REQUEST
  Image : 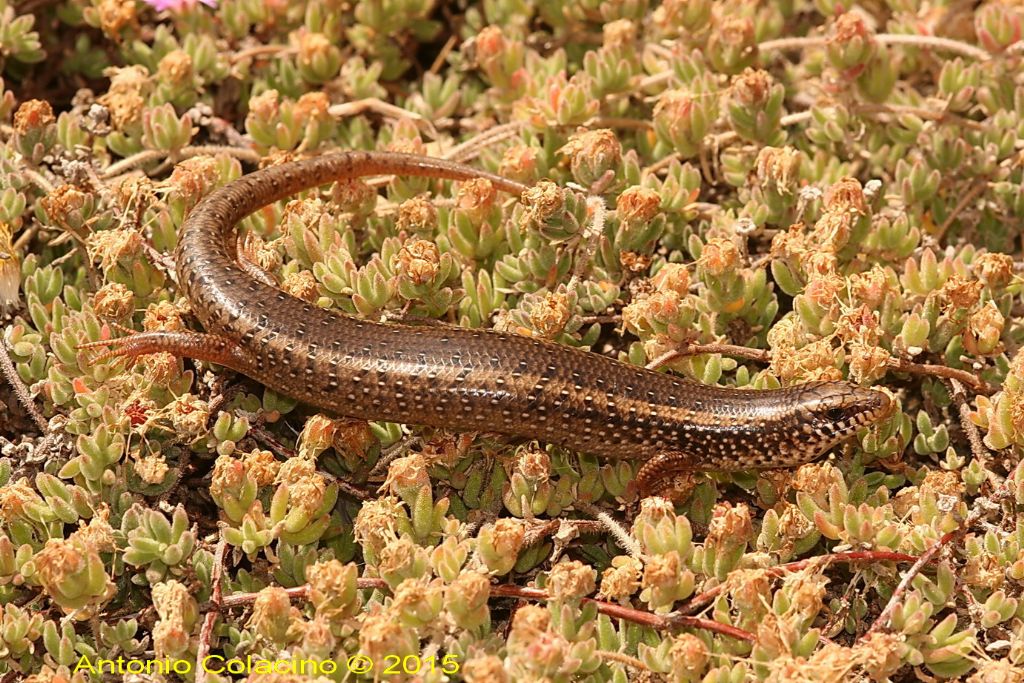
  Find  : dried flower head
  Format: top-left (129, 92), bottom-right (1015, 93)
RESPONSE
top-left (598, 555), bottom-right (642, 602)
top-left (651, 262), bottom-right (690, 297)
top-left (499, 145), bottom-right (539, 183)
top-left (0, 477), bottom-right (43, 523)
top-left (823, 176), bottom-right (867, 214)
top-left (306, 559), bottom-right (360, 621)
top-left (41, 184), bottom-right (89, 230)
top-left (810, 207), bottom-right (855, 252)
top-left (167, 155), bottom-right (220, 204)
top-left (854, 631), bottom-right (904, 680)
top-left (836, 304), bottom-right (881, 346)
top-left (13, 99), bottom-right (54, 134)
top-left (756, 146), bottom-right (802, 194)
top-left (617, 185), bottom-right (661, 223)
top-left (170, 393), bottom-right (210, 440)
top-left (848, 342), bottom-right (892, 384)
top-left (281, 270), bottom-right (319, 303)
top-left (670, 633), bottom-right (709, 677)
top-left (521, 180), bottom-right (565, 226)
top-left (964, 300), bottom-right (1005, 355)
top-left (295, 91), bottom-right (330, 121)
top-left (385, 453), bottom-right (431, 498)
top-left (393, 239), bottom-right (440, 286)
top-left (974, 252), bottom-right (1014, 290)
top-left (730, 67), bottom-right (775, 107)
top-left (456, 178), bottom-right (497, 224)
top-left (463, 655), bottom-right (510, 683)
top-left (396, 195), bottom-right (438, 235)
top-left (248, 586), bottom-right (298, 643)
top-left (546, 560), bottom-right (596, 601)
top-left (849, 265), bottom-right (895, 308)
top-left (353, 496), bottom-right (406, 558)
top-left (143, 299), bottom-right (188, 332)
top-left (298, 32), bottom-right (332, 67)
top-left (32, 538), bottom-right (115, 614)
top-left (940, 274), bottom-right (983, 311)
top-left (134, 454), bottom-right (169, 484)
top-left (157, 50), bottom-right (193, 86)
top-left (706, 502), bottom-right (754, 548)
top-left (697, 237), bottom-right (742, 277)
top-left (240, 449), bottom-right (279, 486)
top-left (99, 65), bottom-right (150, 128)
top-left (527, 289), bottom-right (572, 339)
top-left (359, 607), bottom-right (418, 664)
top-left (603, 19), bottom-right (637, 48)
top-left (95, 0), bottom-right (137, 37)
top-left (91, 282), bottom-right (135, 319)
top-left (558, 128), bottom-right (622, 186)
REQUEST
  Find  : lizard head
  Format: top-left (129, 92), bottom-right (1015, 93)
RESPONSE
top-left (796, 382), bottom-right (892, 451)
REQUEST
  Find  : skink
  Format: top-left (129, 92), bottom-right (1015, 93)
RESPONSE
top-left (87, 152), bottom-right (891, 495)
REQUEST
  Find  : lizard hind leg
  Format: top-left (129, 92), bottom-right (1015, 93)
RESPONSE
top-left (634, 450), bottom-right (706, 498)
top-left (77, 330), bottom-right (259, 376)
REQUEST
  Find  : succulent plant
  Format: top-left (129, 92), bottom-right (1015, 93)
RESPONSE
top-left (1, 1), bottom-right (1023, 680)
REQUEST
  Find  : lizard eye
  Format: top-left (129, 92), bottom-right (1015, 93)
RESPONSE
top-left (825, 407), bottom-right (847, 422)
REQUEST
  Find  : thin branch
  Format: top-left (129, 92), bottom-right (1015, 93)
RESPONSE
top-left (488, 583), bottom-right (755, 642)
top-left (442, 117), bottom-right (649, 167)
top-left (641, 32), bottom-right (993, 92)
top-left (101, 145), bottom-right (261, 180)
top-left (756, 36), bottom-right (825, 53)
top-left (328, 475), bottom-right (371, 502)
top-left (644, 100), bottom-right (980, 177)
top-left (647, 342), bottom-right (770, 370)
top-left (876, 34), bottom-right (993, 61)
top-left (521, 518), bottom-right (607, 548)
top-left (648, 341), bottom-right (993, 395)
top-left (584, 116), bottom-right (653, 131)
top-left (595, 650), bottom-right (649, 671)
top-left (759, 33), bottom-right (992, 62)
top-left (0, 327), bottom-right (48, 432)
top-left (368, 435), bottom-right (418, 476)
top-left (229, 44), bottom-right (294, 64)
top-left (22, 168), bottom-right (54, 194)
top-left (935, 178), bottom-right (988, 240)
top-left (429, 34), bottom-right (458, 75)
top-left (443, 121), bottom-right (526, 163)
top-left (328, 99), bottom-right (438, 139)
top-left (212, 576), bottom-right (755, 641)
top-left (247, 422), bottom-right (296, 459)
top-left (219, 583), bottom-right (309, 608)
top-left (11, 225), bottom-right (36, 252)
top-left (864, 528), bottom-right (962, 637)
top-left (865, 470), bottom-right (1016, 636)
top-left (947, 377), bottom-right (993, 472)
top-left (195, 534), bottom-right (228, 683)
top-left (855, 103), bottom-right (985, 131)
top-left (522, 519), bottom-right (560, 549)
top-left (886, 357), bottom-right (993, 395)
top-left (676, 549), bottom-right (919, 617)
top-left (580, 313), bottom-right (622, 325)
top-left (714, 103), bottom-right (971, 151)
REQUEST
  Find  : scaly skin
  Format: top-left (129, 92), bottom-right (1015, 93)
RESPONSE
top-left (84, 152), bottom-right (891, 495)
